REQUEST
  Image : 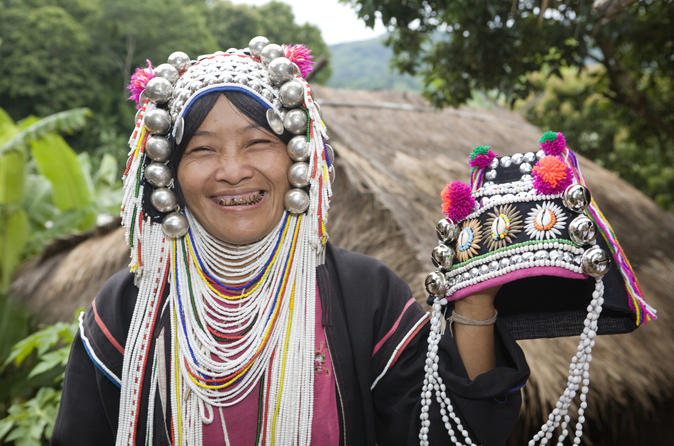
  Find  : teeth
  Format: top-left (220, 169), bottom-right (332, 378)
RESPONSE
top-left (217, 191), bottom-right (264, 206)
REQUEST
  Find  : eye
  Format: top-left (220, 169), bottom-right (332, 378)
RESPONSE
top-left (186, 146), bottom-right (212, 155)
top-left (250, 138), bottom-right (274, 146)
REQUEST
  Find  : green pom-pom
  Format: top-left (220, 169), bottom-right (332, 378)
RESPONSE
top-left (539, 131), bottom-right (558, 143)
top-left (470, 145), bottom-right (491, 161)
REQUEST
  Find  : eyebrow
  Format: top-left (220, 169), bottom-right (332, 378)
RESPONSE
top-left (191, 123), bottom-right (271, 139)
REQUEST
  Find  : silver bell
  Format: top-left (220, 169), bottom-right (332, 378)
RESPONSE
top-left (581, 246), bottom-right (611, 277)
top-left (167, 51), bottom-right (191, 73)
top-left (260, 44), bottom-right (283, 65)
top-left (265, 109), bottom-right (284, 135)
top-left (568, 215), bottom-right (596, 246)
top-left (162, 212), bottom-right (189, 238)
top-left (288, 162), bottom-right (310, 188)
top-left (153, 63), bottom-right (179, 84)
top-left (144, 77), bottom-right (173, 104)
top-left (431, 243), bottom-right (455, 270)
top-left (268, 57), bottom-right (295, 85)
top-left (145, 136), bottom-right (172, 162)
top-left (151, 187), bottom-right (178, 213)
top-left (284, 188), bottom-right (309, 214)
top-left (144, 162), bottom-right (172, 187)
top-left (563, 184), bottom-right (591, 212)
top-left (283, 108), bottom-right (308, 135)
top-left (425, 271), bottom-right (448, 296)
top-left (436, 218), bottom-right (459, 242)
top-left (287, 136), bottom-right (309, 161)
top-left (144, 109), bottom-right (171, 135)
top-left (279, 79), bottom-right (304, 107)
top-left (248, 36), bottom-right (270, 58)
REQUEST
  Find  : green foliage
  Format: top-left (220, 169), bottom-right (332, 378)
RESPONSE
top-left (343, 0), bottom-right (674, 212)
top-left (0, 313), bottom-right (80, 446)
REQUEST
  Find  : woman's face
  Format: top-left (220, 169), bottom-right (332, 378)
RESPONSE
top-left (177, 95), bottom-right (292, 244)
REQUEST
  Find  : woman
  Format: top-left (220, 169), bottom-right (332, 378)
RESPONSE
top-left (52, 37), bottom-right (528, 446)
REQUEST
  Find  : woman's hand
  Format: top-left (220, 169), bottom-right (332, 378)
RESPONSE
top-left (452, 285), bottom-right (500, 380)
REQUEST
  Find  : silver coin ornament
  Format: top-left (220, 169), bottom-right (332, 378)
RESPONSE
top-left (162, 212), bottom-right (189, 238)
top-left (153, 63), bottom-right (179, 84)
top-left (144, 77), bottom-right (173, 104)
top-left (145, 136), bottom-right (172, 162)
top-left (287, 135), bottom-right (309, 161)
top-left (248, 36), bottom-right (270, 57)
top-left (569, 215), bottom-right (596, 246)
top-left (266, 109), bottom-right (285, 135)
top-left (144, 108), bottom-right (171, 134)
top-left (151, 187), bottom-right (178, 213)
top-left (284, 108), bottom-right (308, 135)
top-left (284, 188), bottom-right (310, 214)
top-left (260, 44), bottom-right (283, 65)
top-left (563, 184), bottom-right (591, 212)
top-left (288, 162), bottom-right (310, 188)
top-left (581, 246), bottom-right (611, 277)
top-left (144, 162), bottom-right (172, 187)
top-left (436, 218), bottom-right (459, 242)
top-left (431, 243), bottom-right (455, 270)
top-left (279, 79), bottom-right (305, 107)
top-left (268, 57), bottom-right (295, 85)
top-left (167, 51), bottom-right (191, 73)
top-left (425, 271), bottom-right (448, 296)
top-left (174, 117), bottom-right (185, 145)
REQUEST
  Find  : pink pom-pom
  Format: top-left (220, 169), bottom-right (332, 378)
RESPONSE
top-left (441, 181), bottom-right (475, 222)
top-left (469, 146), bottom-right (498, 169)
top-left (532, 156), bottom-right (573, 195)
top-left (283, 44), bottom-right (314, 78)
top-left (539, 131), bottom-right (567, 156)
top-left (127, 59), bottom-right (155, 109)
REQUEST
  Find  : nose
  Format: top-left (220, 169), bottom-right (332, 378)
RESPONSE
top-left (213, 150), bottom-right (255, 185)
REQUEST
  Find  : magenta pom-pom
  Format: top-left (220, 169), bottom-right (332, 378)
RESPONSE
top-left (469, 148), bottom-right (497, 169)
top-left (283, 44), bottom-right (314, 78)
top-left (539, 131), bottom-right (567, 156)
top-left (127, 59), bottom-right (155, 109)
top-left (441, 181), bottom-right (475, 222)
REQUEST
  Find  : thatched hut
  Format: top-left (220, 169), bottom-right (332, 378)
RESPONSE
top-left (11, 86), bottom-right (673, 444)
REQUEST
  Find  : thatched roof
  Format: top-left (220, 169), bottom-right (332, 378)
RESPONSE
top-left (10, 86), bottom-right (674, 443)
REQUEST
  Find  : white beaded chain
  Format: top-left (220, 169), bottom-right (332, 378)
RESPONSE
top-left (419, 279), bottom-right (604, 446)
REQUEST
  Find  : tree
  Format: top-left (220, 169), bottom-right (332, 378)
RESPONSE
top-left (342, 0), bottom-right (674, 211)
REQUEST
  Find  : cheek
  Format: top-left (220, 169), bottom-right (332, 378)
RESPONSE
top-left (176, 160), bottom-right (203, 203)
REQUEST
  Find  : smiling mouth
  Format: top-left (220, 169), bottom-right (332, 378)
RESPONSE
top-left (214, 191), bottom-right (265, 207)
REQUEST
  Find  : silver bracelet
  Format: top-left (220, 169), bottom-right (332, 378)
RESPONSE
top-left (447, 309), bottom-right (497, 336)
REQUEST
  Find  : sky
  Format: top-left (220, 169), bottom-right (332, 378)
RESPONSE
top-left (229, 0), bottom-right (387, 45)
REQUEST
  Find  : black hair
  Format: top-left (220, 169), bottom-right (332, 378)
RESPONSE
top-left (144, 90), bottom-right (291, 220)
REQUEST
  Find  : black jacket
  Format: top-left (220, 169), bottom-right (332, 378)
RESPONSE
top-left (52, 245), bottom-right (529, 445)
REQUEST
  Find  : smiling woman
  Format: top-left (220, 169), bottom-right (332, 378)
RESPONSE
top-left (51, 37), bottom-right (529, 446)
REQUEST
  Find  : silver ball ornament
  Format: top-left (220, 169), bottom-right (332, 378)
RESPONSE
top-left (431, 243), bottom-right (455, 270)
top-left (268, 57), bottom-right (295, 85)
top-left (144, 77), bottom-right (173, 104)
top-left (284, 188), bottom-right (309, 214)
top-left (162, 212), bottom-right (189, 238)
top-left (167, 51), bottom-right (191, 73)
top-left (563, 184), bottom-right (591, 212)
top-left (260, 44), bottom-right (283, 65)
top-left (144, 162), bottom-right (172, 187)
top-left (248, 36), bottom-right (270, 58)
top-left (153, 63), bottom-right (179, 84)
top-left (581, 246), bottom-right (611, 277)
top-left (283, 108), bottom-right (308, 135)
top-left (569, 215), bottom-right (596, 246)
top-left (288, 162), bottom-right (310, 188)
top-left (436, 218), bottom-right (459, 242)
top-left (151, 187), bottom-right (178, 213)
top-left (265, 109), bottom-right (284, 136)
top-left (145, 136), bottom-right (172, 162)
top-left (425, 271), bottom-right (448, 296)
top-left (287, 136), bottom-right (309, 161)
top-left (279, 80), bottom-right (304, 107)
top-left (144, 108), bottom-right (171, 134)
